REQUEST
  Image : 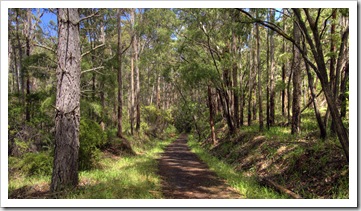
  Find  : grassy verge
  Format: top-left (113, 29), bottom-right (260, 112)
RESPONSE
top-left (187, 135), bottom-right (288, 199)
top-left (9, 135), bottom-right (176, 199)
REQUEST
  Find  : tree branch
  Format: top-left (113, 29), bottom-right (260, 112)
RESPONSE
top-left (81, 43), bottom-right (105, 58)
top-left (237, 8), bottom-right (319, 76)
top-left (34, 43), bottom-right (56, 54)
top-left (79, 11), bottom-right (99, 23)
top-left (81, 66), bottom-right (104, 75)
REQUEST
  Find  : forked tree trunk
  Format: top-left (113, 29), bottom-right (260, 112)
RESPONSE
top-left (51, 8), bottom-right (81, 192)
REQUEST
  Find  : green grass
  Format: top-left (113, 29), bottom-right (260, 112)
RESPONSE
top-left (187, 135), bottom-right (288, 199)
top-left (9, 136), bottom-right (176, 199)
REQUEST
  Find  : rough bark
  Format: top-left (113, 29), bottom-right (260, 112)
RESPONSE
top-left (117, 9), bottom-right (123, 138)
top-left (291, 20), bottom-right (301, 134)
top-left (51, 8), bottom-right (81, 192)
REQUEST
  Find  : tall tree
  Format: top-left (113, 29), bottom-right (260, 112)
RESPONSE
top-left (51, 8), bottom-right (81, 192)
top-left (255, 15), bottom-right (263, 131)
top-left (269, 9), bottom-right (275, 126)
top-left (117, 8), bottom-right (123, 138)
top-left (291, 18), bottom-right (301, 134)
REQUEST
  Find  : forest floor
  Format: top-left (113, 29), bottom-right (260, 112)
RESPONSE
top-left (157, 134), bottom-right (241, 199)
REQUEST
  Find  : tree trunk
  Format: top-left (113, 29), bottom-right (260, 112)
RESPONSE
top-left (329, 9), bottom-right (337, 134)
top-left (117, 9), bottom-right (123, 138)
top-left (15, 9), bottom-right (24, 110)
top-left (291, 20), bottom-right (301, 134)
top-left (51, 8), bottom-right (81, 192)
top-left (281, 9), bottom-right (287, 117)
top-left (129, 8), bottom-right (136, 135)
top-left (248, 49), bottom-right (253, 126)
top-left (269, 9), bottom-right (275, 126)
top-left (293, 8), bottom-right (349, 159)
top-left (340, 62), bottom-right (348, 118)
top-left (133, 10), bottom-right (141, 132)
top-left (303, 42), bottom-right (326, 139)
top-left (207, 86), bottom-right (216, 145)
top-left (256, 21), bottom-right (263, 131)
top-left (232, 31), bottom-right (239, 128)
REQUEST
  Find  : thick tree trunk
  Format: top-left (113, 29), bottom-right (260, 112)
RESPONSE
top-left (291, 21), bottom-right (301, 134)
top-left (51, 8), bottom-right (81, 192)
top-left (117, 9), bottom-right (123, 138)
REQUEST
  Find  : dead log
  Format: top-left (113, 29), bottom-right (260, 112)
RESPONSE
top-left (259, 177), bottom-right (302, 199)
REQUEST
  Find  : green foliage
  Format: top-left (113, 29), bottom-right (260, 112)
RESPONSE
top-left (13, 152), bottom-right (53, 177)
top-left (172, 106), bottom-right (193, 133)
top-left (143, 105), bottom-right (173, 137)
top-left (79, 119), bottom-right (107, 170)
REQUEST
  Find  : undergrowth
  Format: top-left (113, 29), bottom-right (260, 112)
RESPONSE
top-left (187, 135), bottom-right (288, 199)
top-left (8, 132), bottom-right (177, 199)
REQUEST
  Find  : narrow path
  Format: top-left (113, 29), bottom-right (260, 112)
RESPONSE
top-left (158, 134), bottom-right (241, 199)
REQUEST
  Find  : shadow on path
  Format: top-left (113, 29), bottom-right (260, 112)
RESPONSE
top-left (158, 134), bottom-right (241, 199)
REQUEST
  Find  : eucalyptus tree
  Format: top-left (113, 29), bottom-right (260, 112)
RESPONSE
top-left (51, 8), bottom-right (82, 192)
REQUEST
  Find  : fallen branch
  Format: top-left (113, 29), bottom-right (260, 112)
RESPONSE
top-left (259, 177), bottom-right (302, 199)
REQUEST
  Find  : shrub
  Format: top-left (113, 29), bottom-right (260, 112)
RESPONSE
top-left (18, 152), bottom-right (53, 176)
top-left (79, 119), bottom-right (107, 170)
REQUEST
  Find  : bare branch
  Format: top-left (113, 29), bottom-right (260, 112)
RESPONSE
top-left (34, 43), bottom-right (56, 54)
top-left (79, 11), bottom-right (100, 23)
top-left (121, 35), bottom-right (134, 54)
top-left (81, 66), bottom-right (104, 75)
top-left (319, 12), bottom-right (334, 40)
top-left (81, 43), bottom-right (105, 58)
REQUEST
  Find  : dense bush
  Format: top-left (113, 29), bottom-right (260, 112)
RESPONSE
top-left (79, 118), bottom-right (107, 170)
top-left (10, 152), bottom-right (53, 177)
top-left (143, 105), bottom-right (173, 137)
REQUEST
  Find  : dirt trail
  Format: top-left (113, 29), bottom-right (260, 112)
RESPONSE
top-left (158, 134), bottom-right (242, 199)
